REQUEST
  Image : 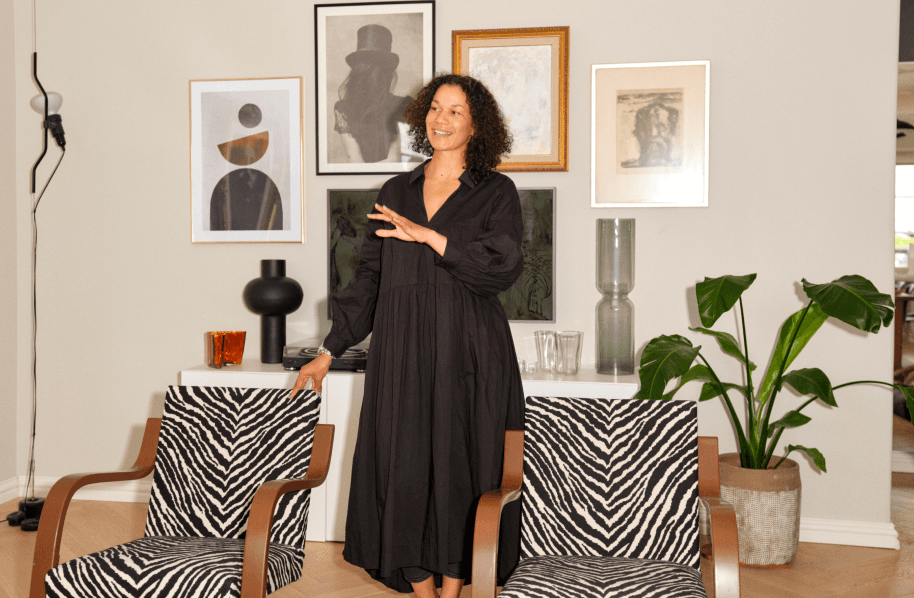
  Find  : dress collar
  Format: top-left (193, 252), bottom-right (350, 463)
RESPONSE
top-left (408, 159), bottom-right (478, 189)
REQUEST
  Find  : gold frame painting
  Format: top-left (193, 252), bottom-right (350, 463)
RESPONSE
top-left (452, 26), bottom-right (569, 172)
top-left (591, 61), bottom-right (709, 208)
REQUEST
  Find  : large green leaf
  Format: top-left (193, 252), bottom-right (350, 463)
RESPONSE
top-left (691, 327), bottom-right (756, 372)
top-left (782, 368), bottom-right (837, 407)
top-left (633, 335), bottom-right (701, 401)
top-left (787, 444), bottom-right (827, 472)
top-left (756, 303), bottom-right (828, 404)
top-left (696, 274), bottom-right (757, 328)
top-left (698, 381), bottom-right (747, 402)
top-left (660, 364), bottom-right (714, 400)
top-left (801, 275), bottom-right (894, 333)
top-left (769, 410), bottom-right (812, 437)
top-left (680, 363), bottom-right (714, 385)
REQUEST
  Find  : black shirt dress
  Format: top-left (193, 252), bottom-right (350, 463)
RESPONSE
top-left (322, 160), bottom-right (525, 592)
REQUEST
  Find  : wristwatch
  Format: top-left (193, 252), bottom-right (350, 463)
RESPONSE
top-left (317, 345), bottom-right (334, 359)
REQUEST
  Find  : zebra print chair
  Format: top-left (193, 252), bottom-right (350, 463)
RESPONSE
top-left (472, 396), bottom-right (739, 598)
top-left (29, 386), bottom-right (333, 598)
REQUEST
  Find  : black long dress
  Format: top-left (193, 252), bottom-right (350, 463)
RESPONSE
top-left (322, 161), bottom-right (525, 592)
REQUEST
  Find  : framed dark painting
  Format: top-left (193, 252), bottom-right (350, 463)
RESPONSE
top-left (328, 189), bottom-right (380, 312)
top-left (327, 187), bottom-right (554, 321)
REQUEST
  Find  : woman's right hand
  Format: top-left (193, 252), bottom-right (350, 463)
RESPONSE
top-left (291, 353), bottom-right (332, 397)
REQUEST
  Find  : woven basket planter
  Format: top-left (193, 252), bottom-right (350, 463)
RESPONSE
top-left (719, 453), bottom-right (801, 567)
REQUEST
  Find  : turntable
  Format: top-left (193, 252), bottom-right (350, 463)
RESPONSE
top-left (282, 340), bottom-right (369, 371)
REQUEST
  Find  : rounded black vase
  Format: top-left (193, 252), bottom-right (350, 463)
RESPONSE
top-left (242, 260), bottom-right (303, 363)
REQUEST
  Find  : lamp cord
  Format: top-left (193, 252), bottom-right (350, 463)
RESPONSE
top-left (26, 149), bottom-right (65, 501)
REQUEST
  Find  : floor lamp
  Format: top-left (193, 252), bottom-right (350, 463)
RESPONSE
top-left (5, 50), bottom-right (67, 531)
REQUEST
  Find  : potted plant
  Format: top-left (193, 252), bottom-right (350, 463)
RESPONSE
top-left (632, 273), bottom-right (912, 566)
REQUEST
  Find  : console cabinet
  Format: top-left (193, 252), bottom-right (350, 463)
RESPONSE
top-left (179, 363), bottom-right (637, 542)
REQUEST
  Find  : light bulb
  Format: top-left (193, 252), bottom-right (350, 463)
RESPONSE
top-left (30, 92), bottom-right (62, 115)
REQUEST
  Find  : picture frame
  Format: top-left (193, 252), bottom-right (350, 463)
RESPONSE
top-left (315, 1), bottom-right (435, 175)
top-left (452, 27), bottom-right (569, 172)
top-left (327, 187), bottom-right (554, 321)
top-left (189, 76), bottom-right (304, 243)
top-left (327, 189), bottom-right (379, 315)
top-left (500, 187), bottom-right (555, 321)
top-left (591, 61), bottom-right (710, 208)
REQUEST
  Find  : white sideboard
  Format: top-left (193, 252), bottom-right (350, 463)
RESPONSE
top-left (179, 363), bottom-right (638, 542)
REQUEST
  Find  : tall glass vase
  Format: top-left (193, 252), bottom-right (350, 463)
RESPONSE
top-left (596, 219), bottom-right (635, 375)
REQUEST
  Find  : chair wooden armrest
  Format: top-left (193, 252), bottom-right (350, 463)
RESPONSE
top-left (702, 496), bottom-right (739, 598)
top-left (698, 436), bottom-right (739, 598)
top-left (29, 417), bottom-right (162, 598)
top-left (472, 429), bottom-right (523, 598)
top-left (240, 424), bottom-right (335, 598)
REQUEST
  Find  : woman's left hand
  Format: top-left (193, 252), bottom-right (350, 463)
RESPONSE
top-left (369, 204), bottom-right (430, 244)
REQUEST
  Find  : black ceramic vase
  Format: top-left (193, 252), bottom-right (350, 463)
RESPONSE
top-left (242, 260), bottom-right (303, 363)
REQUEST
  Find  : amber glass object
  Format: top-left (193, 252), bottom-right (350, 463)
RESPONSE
top-left (205, 331), bottom-right (246, 369)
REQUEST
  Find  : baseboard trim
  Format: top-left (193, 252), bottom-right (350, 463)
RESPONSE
top-left (14, 476), bottom-right (151, 504)
top-left (6, 477), bottom-right (900, 549)
top-left (800, 517), bottom-right (900, 550)
top-left (0, 477), bottom-right (19, 503)
top-left (892, 449), bottom-right (914, 473)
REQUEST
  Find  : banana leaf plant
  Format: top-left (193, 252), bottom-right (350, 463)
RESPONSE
top-left (632, 274), bottom-right (914, 471)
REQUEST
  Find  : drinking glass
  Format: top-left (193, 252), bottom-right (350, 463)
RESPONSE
top-left (534, 330), bottom-right (556, 372)
top-left (555, 331), bottom-right (583, 375)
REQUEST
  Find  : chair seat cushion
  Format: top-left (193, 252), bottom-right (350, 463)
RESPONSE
top-left (45, 536), bottom-right (303, 598)
top-left (498, 555), bottom-right (707, 598)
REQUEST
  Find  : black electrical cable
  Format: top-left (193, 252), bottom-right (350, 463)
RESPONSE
top-left (25, 148), bottom-right (65, 501)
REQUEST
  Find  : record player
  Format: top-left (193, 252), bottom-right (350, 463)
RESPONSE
top-left (282, 339), bottom-right (369, 372)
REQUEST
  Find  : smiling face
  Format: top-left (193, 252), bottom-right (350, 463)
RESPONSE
top-left (425, 84), bottom-right (474, 157)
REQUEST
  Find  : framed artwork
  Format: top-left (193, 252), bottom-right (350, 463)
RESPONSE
top-left (315, 1), bottom-right (435, 175)
top-left (327, 188), bottom-right (554, 321)
top-left (189, 77), bottom-right (304, 243)
top-left (500, 188), bottom-right (555, 321)
top-left (591, 61), bottom-right (710, 208)
top-left (328, 189), bottom-right (379, 315)
top-left (452, 27), bottom-right (568, 172)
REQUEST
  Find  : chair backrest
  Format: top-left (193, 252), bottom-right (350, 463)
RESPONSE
top-left (145, 386), bottom-right (321, 553)
top-left (521, 396), bottom-right (699, 569)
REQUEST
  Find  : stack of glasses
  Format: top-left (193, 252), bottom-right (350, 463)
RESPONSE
top-left (533, 330), bottom-right (583, 375)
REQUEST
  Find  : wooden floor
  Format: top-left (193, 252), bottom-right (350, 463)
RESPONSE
top-left (3, 483), bottom-right (914, 598)
top-left (9, 415), bottom-right (914, 598)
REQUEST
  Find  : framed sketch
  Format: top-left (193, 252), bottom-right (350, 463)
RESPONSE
top-left (189, 77), bottom-right (304, 243)
top-left (452, 27), bottom-right (568, 172)
top-left (315, 1), bottom-right (435, 175)
top-left (327, 188), bottom-right (554, 321)
top-left (591, 61), bottom-right (709, 208)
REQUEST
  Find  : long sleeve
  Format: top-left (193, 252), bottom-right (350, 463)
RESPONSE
top-left (434, 177), bottom-right (524, 297)
top-left (323, 207), bottom-right (384, 358)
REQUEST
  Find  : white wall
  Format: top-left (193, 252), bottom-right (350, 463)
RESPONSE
top-left (1, 0), bottom-right (19, 486)
top-left (10, 0), bottom-right (900, 539)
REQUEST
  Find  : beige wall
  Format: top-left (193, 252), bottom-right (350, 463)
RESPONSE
top-left (9, 0), bottom-right (900, 530)
top-left (1, 0), bottom-right (18, 482)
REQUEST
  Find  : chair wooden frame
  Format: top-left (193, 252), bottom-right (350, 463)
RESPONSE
top-left (471, 433), bottom-right (739, 598)
top-left (29, 418), bottom-right (334, 598)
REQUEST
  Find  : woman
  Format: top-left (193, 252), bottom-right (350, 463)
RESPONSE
top-left (293, 74), bottom-right (522, 597)
top-left (334, 24), bottom-right (413, 163)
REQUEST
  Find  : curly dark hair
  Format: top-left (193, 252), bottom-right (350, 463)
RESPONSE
top-left (403, 73), bottom-right (512, 179)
